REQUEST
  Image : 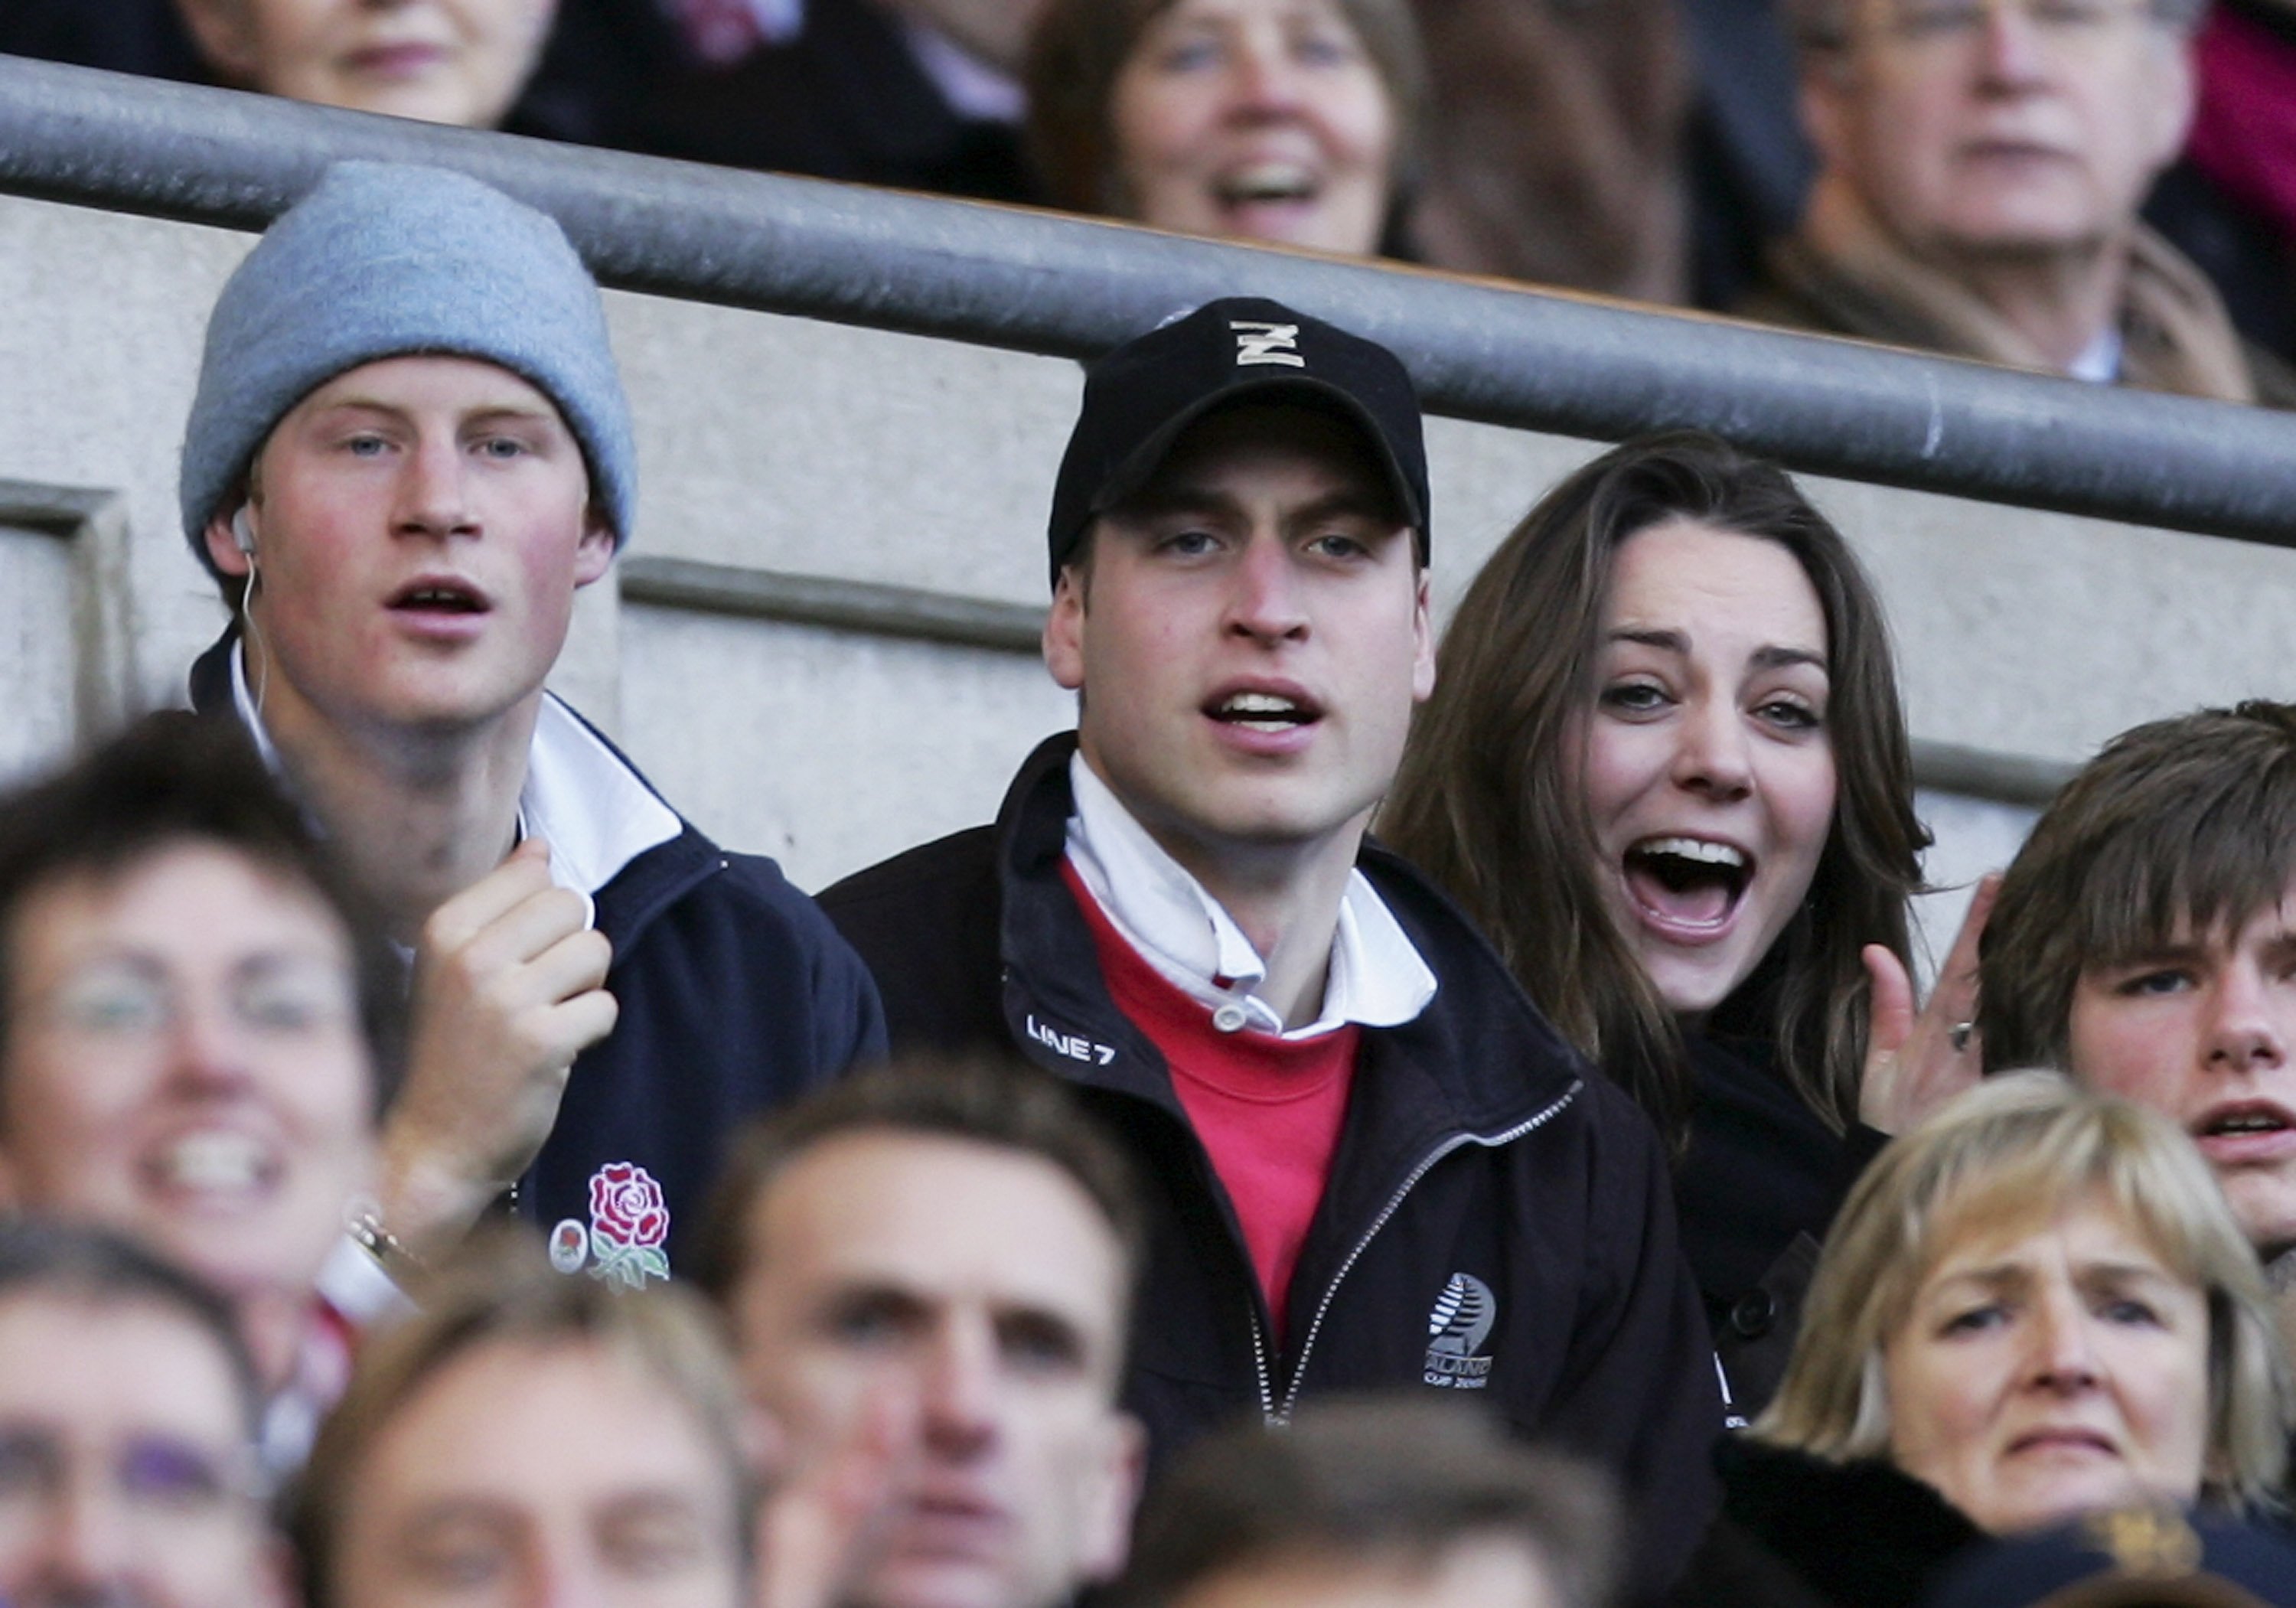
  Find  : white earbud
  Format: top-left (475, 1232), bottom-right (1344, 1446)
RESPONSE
top-left (231, 505), bottom-right (257, 556)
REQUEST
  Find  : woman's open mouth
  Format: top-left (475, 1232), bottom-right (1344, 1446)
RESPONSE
top-left (1214, 162), bottom-right (1322, 210)
top-left (1623, 836), bottom-right (1752, 938)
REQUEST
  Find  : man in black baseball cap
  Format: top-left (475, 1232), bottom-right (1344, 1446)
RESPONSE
top-left (820, 297), bottom-right (1720, 1597)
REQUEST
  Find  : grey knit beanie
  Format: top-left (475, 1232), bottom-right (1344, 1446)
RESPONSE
top-left (179, 161), bottom-right (636, 574)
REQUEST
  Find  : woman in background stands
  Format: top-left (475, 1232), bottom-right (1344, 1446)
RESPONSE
top-left (0, 0), bottom-right (673, 148)
top-left (1022, 0), bottom-right (1696, 302)
top-left (1024, 0), bottom-right (1424, 259)
top-left (1383, 432), bottom-right (1981, 1420)
top-left (169, 0), bottom-right (558, 128)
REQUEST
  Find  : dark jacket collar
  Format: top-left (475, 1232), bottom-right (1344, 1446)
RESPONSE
top-left (186, 623), bottom-right (236, 717)
top-left (1718, 1437), bottom-right (1983, 1608)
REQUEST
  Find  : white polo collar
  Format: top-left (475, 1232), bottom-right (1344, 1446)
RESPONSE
top-left (1062, 753), bottom-right (1436, 1039)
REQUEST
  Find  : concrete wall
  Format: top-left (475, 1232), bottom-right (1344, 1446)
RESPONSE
top-left (4, 188), bottom-right (2290, 975)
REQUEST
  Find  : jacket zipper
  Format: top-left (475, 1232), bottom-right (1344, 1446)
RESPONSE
top-left (1249, 1304), bottom-right (1276, 1419)
top-left (1261, 1079), bottom-right (1583, 1425)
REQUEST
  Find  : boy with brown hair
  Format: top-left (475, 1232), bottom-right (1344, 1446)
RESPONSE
top-left (1980, 700), bottom-right (2296, 1329)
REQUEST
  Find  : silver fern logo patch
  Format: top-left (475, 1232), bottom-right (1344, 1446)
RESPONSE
top-left (1423, 1272), bottom-right (1495, 1388)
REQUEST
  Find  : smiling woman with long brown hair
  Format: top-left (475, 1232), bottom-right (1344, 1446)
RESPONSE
top-left (1383, 432), bottom-right (1977, 1417)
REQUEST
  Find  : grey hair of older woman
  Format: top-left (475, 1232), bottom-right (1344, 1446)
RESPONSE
top-left (1756, 1071), bottom-right (2295, 1509)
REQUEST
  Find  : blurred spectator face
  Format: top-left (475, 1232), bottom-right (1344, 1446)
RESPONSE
top-left (1577, 520), bottom-right (1838, 1023)
top-left (1109, 0), bottom-right (1397, 253)
top-left (729, 1130), bottom-right (1139, 1608)
top-left (328, 1334), bottom-right (744, 1608)
top-left (0, 840), bottom-right (376, 1326)
top-left (1800, 0), bottom-right (2194, 260)
top-left (1170, 1540), bottom-right (1564, 1608)
top-left (1883, 1192), bottom-right (2210, 1535)
top-left (2066, 896), bottom-right (2296, 1263)
top-left (174, 0), bottom-right (557, 128)
top-left (0, 1287), bottom-right (279, 1608)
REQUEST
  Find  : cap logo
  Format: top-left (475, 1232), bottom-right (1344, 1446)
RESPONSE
top-left (1231, 320), bottom-right (1305, 368)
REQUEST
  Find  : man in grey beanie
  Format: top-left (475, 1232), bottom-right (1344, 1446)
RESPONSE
top-left (180, 160), bottom-right (885, 1298)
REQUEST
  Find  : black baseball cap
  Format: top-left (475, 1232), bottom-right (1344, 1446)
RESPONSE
top-left (1045, 297), bottom-right (1430, 589)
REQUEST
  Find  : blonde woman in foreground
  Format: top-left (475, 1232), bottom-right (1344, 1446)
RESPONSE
top-left (1662, 1071), bottom-right (2296, 1608)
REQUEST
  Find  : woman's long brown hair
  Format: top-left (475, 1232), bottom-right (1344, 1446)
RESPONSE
top-left (1381, 433), bottom-right (1927, 1146)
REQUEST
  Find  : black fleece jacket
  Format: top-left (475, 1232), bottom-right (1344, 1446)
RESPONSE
top-left (1663, 1438), bottom-right (1984, 1608)
top-left (819, 734), bottom-right (1725, 1599)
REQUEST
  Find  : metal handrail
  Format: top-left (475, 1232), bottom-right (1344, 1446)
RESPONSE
top-left (2, 53), bottom-right (2294, 543)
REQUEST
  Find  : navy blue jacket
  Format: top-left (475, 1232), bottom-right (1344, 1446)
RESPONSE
top-left (820, 735), bottom-right (1724, 1599)
top-left (191, 630), bottom-right (886, 1275)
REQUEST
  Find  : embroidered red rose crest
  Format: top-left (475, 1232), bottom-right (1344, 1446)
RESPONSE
top-left (591, 1163), bottom-right (669, 1248)
top-left (582, 1162), bottom-right (670, 1287)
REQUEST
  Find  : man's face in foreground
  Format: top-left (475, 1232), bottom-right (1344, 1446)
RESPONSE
top-left (2068, 892), bottom-right (2296, 1259)
top-left (1172, 1538), bottom-right (1565, 1608)
top-left (0, 840), bottom-right (376, 1320)
top-left (1042, 402), bottom-right (1431, 883)
top-left (730, 1130), bottom-right (1140, 1608)
top-left (331, 1336), bottom-right (744, 1608)
top-left (0, 1288), bottom-right (278, 1608)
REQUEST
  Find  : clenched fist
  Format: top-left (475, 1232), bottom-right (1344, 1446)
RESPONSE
top-left (380, 837), bottom-right (618, 1260)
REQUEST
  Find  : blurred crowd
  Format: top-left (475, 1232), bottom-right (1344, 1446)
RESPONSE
top-left (10, 0), bottom-right (2296, 400)
top-left (5, 13), bottom-right (2296, 1608)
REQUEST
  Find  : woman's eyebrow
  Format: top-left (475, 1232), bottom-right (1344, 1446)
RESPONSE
top-left (1923, 1262), bottom-right (2029, 1298)
top-left (1606, 627), bottom-right (1688, 654)
top-left (1603, 631), bottom-right (1825, 671)
top-left (1752, 644), bottom-right (1827, 671)
top-left (2076, 1260), bottom-right (2180, 1290)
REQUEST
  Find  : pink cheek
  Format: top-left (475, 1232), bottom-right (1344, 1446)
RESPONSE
top-left (1117, 611), bottom-right (1189, 665)
top-left (1577, 738), bottom-right (1658, 824)
top-left (1773, 757), bottom-right (1839, 853)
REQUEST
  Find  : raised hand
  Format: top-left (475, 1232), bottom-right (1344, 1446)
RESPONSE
top-left (1858, 872), bottom-right (2001, 1136)
top-left (755, 1388), bottom-right (924, 1608)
